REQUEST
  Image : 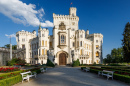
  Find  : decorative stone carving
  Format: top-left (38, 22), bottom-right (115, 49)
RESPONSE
top-left (59, 22), bottom-right (66, 30)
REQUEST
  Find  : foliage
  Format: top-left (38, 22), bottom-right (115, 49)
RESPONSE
top-left (7, 58), bottom-right (26, 66)
top-left (103, 47), bottom-right (123, 63)
top-left (72, 59), bottom-right (80, 67)
top-left (122, 22), bottom-right (130, 62)
top-left (4, 44), bottom-right (17, 50)
top-left (46, 59), bottom-right (55, 67)
top-left (0, 75), bottom-right (22, 86)
top-left (0, 67), bottom-right (19, 73)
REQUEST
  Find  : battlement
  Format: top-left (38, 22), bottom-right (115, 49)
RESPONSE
top-left (89, 33), bottom-right (103, 38)
top-left (16, 30), bottom-right (36, 36)
top-left (53, 13), bottom-right (79, 21)
top-left (76, 30), bottom-right (85, 34)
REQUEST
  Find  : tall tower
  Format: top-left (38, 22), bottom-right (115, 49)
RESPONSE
top-left (69, 7), bottom-right (77, 16)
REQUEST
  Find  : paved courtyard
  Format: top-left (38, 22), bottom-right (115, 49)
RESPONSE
top-left (14, 66), bottom-right (129, 86)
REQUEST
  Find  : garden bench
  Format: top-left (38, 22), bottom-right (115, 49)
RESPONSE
top-left (20, 71), bottom-right (37, 83)
top-left (98, 70), bottom-right (114, 80)
top-left (83, 67), bottom-right (90, 72)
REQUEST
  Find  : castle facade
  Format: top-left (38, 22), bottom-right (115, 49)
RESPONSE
top-left (16, 7), bottom-right (103, 65)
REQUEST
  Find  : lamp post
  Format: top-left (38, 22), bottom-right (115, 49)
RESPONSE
top-left (10, 36), bottom-right (12, 60)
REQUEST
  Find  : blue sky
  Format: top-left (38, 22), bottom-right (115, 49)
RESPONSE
top-left (0, 0), bottom-right (130, 58)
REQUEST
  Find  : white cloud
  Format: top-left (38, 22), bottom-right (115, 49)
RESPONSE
top-left (5, 34), bottom-right (16, 38)
top-left (0, 0), bottom-right (53, 27)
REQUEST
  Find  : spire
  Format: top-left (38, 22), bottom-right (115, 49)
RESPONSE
top-left (39, 23), bottom-right (41, 30)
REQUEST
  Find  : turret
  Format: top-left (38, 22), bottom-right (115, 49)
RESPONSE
top-left (85, 29), bottom-right (89, 38)
top-left (69, 7), bottom-right (77, 16)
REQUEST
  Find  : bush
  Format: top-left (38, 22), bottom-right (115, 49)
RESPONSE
top-left (114, 73), bottom-right (130, 83)
top-left (72, 59), bottom-right (80, 67)
top-left (0, 75), bottom-right (22, 86)
top-left (7, 58), bottom-right (26, 66)
top-left (46, 59), bottom-right (55, 67)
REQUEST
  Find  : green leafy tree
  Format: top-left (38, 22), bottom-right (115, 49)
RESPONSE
top-left (4, 44), bottom-right (17, 50)
top-left (122, 22), bottom-right (130, 62)
top-left (103, 47), bottom-right (123, 63)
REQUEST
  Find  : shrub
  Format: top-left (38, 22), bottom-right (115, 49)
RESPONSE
top-left (72, 59), bottom-right (80, 67)
top-left (7, 58), bottom-right (26, 66)
top-left (0, 75), bottom-right (22, 86)
top-left (46, 59), bottom-right (55, 67)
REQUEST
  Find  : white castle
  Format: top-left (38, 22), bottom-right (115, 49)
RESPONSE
top-left (16, 7), bottom-right (103, 65)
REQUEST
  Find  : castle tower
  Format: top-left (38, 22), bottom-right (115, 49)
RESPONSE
top-left (69, 7), bottom-right (77, 16)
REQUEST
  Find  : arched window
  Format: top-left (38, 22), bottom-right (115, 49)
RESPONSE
top-left (96, 51), bottom-right (99, 57)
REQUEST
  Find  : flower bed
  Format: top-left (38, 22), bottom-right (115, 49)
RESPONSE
top-left (0, 67), bottom-right (20, 73)
top-left (0, 67), bottom-right (42, 86)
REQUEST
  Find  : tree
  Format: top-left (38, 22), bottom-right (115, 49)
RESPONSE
top-left (122, 22), bottom-right (130, 62)
top-left (3, 44), bottom-right (17, 50)
top-left (103, 47), bottom-right (123, 63)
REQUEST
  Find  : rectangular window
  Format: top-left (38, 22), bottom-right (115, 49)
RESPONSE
top-left (80, 41), bottom-right (82, 46)
top-left (77, 41), bottom-right (79, 47)
top-left (96, 40), bottom-right (98, 43)
top-left (73, 42), bottom-right (75, 47)
top-left (45, 41), bottom-right (47, 46)
top-left (45, 49), bottom-right (47, 55)
top-left (50, 42), bottom-right (52, 47)
top-left (42, 40), bottom-right (44, 46)
top-left (96, 45), bottom-right (99, 49)
top-left (22, 44), bottom-right (25, 49)
top-left (42, 49), bottom-right (44, 55)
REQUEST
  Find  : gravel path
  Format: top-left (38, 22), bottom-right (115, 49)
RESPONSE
top-left (14, 66), bottom-right (129, 86)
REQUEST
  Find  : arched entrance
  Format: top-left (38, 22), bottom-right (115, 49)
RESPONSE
top-left (59, 53), bottom-right (66, 65)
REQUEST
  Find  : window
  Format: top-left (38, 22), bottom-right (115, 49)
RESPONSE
top-left (22, 44), bottom-right (25, 49)
top-left (42, 49), bottom-right (44, 55)
top-left (73, 42), bottom-right (75, 47)
top-left (42, 40), bottom-right (44, 46)
top-left (72, 13), bottom-right (74, 17)
top-left (80, 35), bottom-right (82, 38)
top-left (96, 51), bottom-right (99, 57)
top-left (96, 45), bottom-right (99, 49)
top-left (80, 41), bottom-right (82, 46)
top-left (22, 38), bottom-right (25, 42)
top-left (45, 41), bottom-right (47, 46)
top-left (50, 42), bottom-right (52, 47)
top-left (45, 49), bottom-right (47, 55)
top-left (42, 34), bottom-right (44, 37)
top-left (96, 40), bottom-right (98, 43)
top-left (60, 35), bottom-right (65, 44)
top-left (80, 50), bottom-right (82, 55)
top-left (77, 41), bottom-right (79, 47)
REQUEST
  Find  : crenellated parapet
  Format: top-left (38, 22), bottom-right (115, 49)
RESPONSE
top-left (53, 13), bottom-right (79, 21)
top-left (16, 30), bottom-right (36, 36)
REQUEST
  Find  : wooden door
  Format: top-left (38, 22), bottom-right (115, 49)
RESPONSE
top-left (59, 53), bottom-right (66, 65)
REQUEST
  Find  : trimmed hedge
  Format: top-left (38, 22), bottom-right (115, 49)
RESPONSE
top-left (114, 73), bottom-right (130, 83)
top-left (0, 75), bottom-right (22, 86)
